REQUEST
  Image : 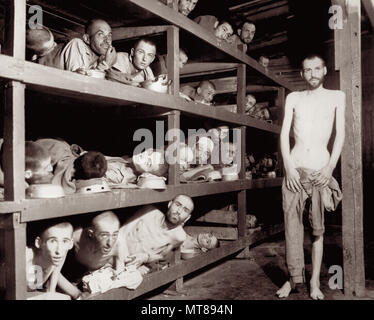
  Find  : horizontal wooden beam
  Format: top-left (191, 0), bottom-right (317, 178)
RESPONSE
top-left (243, 3), bottom-right (289, 21)
top-left (185, 226), bottom-right (238, 240)
top-left (183, 76), bottom-right (281, 95)
top-left (248, 33), bottom-right (288, 52)
top-left (127, 0), bottom-right (296, 91)
top-left (0, 54), bottom-right (282, 133)
top-left (196, 210), bottom-right (238, 225)
top-left (0, 178), bottom-right (284, 221)
top-left (85, 223), bottom-right (284, 300)
top-left (180, 62), bottom-right (239, 78)
top-left (112, 25), bottom-right (169, 41)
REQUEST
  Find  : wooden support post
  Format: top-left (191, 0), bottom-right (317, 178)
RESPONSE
top-left (3, 81), bottom-right (26, 202)
top-left (4, 0), bottom-right (26, 59)
top-left (167, 26), bottom-right (180, 95)
top-left (236, 64), bottom-right (246, 114)
top-left (167, 111), bottom-right (180, 186)
top-left (166, 25), bottom-right (181, 288)
top-left (1, 213), bottom-right (27, 300)
top-left (276, 87), bottom-right (286, 177)
top-left (335, 0), bottom-right (365, 297)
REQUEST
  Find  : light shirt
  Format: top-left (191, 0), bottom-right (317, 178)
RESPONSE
top-left (37, 38), bottom-right (109, 72)
top-left (112, 52), bottom-right (155, 82)
top-left (121, 205), bottom-right (187, 257)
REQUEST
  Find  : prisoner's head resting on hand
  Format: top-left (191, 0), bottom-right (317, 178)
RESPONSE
top-left (131, 38), bottom-right (157, 71)
top-left (26, 25), bottom-right (56, 57)
top-left (238, 21), bottom-right (256, 44)
top-left (87, 211), bottom-right (120, 256)
top-left (197, 233), bottom-right (219, 251)
top-left (214, 20), bottom-right (234, 40)
top-left (132, 148), bottom-right (168, 176)
top-left (83, 19), bottom-right (113, 56)
top-left (25, 141), bottom-right (53, 185)
top-left (178, 0), bottom-right (199, 16)
top-left (166, 194), bottom-right (194, 226)
top-left (33, 220), bottom-right (74, 267)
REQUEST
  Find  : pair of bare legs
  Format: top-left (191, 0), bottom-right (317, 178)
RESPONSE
top-left (276, 235), bottom-right (324, 299)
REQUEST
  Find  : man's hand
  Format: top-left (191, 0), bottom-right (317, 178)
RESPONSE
top-left (285, 166), bottom-right (302, 193)
top-left (311, 164), bottom-right (334, 188)
top-left (104, 46), bottom-right (117, 68)
top-left (124, 253), bottom-right (148, 268)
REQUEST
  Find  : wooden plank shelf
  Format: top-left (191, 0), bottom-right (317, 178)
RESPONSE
top-left (0, 178), bottom-right (283, 220)
top-left (0, 54), bottom-right (281, 133)
top-left (85, 222), bottom-right (284, 300)
top-left (128, 0), bottom-right (296, 91)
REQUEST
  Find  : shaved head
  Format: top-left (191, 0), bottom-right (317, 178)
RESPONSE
top-left (26, 26), bottom-right (55, 56)
top-left (91, 211), bottom-right (119, 230)
top-left (85, 19), bottom-right (111, 35)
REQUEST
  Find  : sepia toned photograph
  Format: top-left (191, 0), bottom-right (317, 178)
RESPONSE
top-left (0, 0), bottom-right (373, 306)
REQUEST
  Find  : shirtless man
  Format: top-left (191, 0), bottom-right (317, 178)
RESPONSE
top-left (276, 54), bottom-right (345, 300)
top-left (117, 195), bottom-right (194, 270)
top-left (62, 211), bottom-right (120, 287)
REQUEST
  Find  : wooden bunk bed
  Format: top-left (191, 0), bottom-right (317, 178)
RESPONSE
top-left (0, 0), bottom-right (298, 300)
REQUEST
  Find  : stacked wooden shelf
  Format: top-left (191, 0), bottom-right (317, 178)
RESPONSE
top-left (0, 0), bottom-right (294, 300)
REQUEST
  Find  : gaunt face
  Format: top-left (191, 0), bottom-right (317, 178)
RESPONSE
top-left (37, 224), bottom-right (73, 267)
top-left (167, 195), bottom-right (194, 226)
top-left (240, 22), bottom-right (256, 44)
top-left (131, 40), bottom-right (156, 70)
top-left (178, 0), bottom-right (198, 16)
top-left (197, 233), bottom-right (218, 249)
top-left (301, 57), bottom-right (327, 89)
top-left (86, 20), bottom-right (112, 56)
top-left (133, 149), bottom-right (164, 174)
top-left (215, 22), bottom-right (234, 40)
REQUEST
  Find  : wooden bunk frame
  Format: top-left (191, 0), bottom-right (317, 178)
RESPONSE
top-left (0, 0), bottom-right (296, 300)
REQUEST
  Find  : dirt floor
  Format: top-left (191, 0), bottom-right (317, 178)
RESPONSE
top-left (144, 227), bottom-right (374, 300)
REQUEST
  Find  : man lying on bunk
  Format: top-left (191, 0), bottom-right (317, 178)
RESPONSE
top-left (151, 48), bottom-right (189, 77)
top-left (227, 21), bottom-right (256, 51)
top-left (194, 15), bottom-right (234, 41)
top-left (61, 211), bottom-right (121, 298)
top-left (106, 37), bottom-right (156, 86)
top-left (26, 20), bottom-right (117, 73)
top-left (159, 0), bottom-right (198, 17)
top-left (178, 0), bottom-right (199, 16)
top-left (26, 219), bottom-right (74, 298)
top-left (0, 140), bottom-right (53, 191)
top-left (116, 195), bottom-right (194, 273)
top-left (180, 80), bottom-right (216, 105)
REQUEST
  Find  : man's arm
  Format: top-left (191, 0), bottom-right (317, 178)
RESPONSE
top-left (57, 273), bottom-right (83, 299)
top-left (280, 93), bottom-right (302, 192)
top-left (313, 91), bottom-right (346, 187)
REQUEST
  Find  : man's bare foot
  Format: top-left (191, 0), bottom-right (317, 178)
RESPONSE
top-left (276, 281), bottom-right (292, 298)
top-left (310, 282), bottom-right (324, 300)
